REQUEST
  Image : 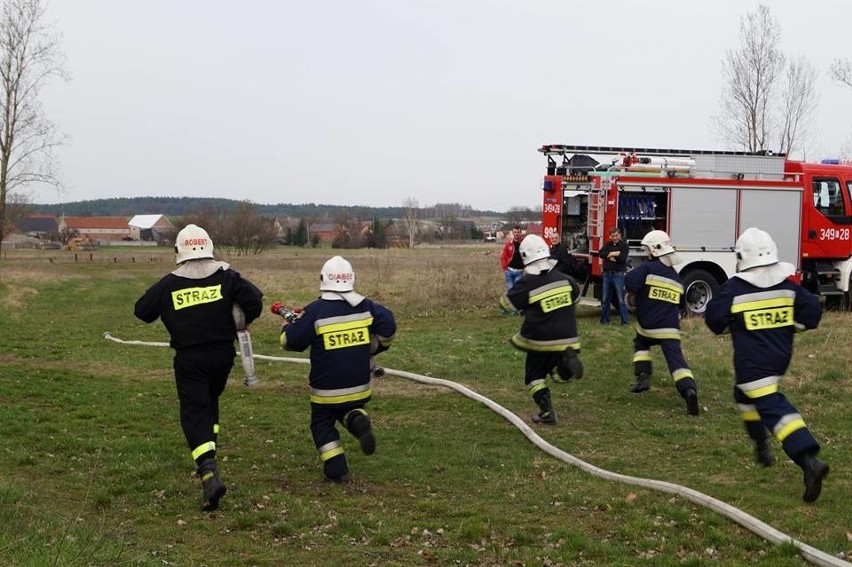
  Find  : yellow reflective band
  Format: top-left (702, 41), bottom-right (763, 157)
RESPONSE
top-left (775, 417), bottom-right (806, 441)
top-left (731, 295), bottom-right (795, 313)
top-left (310, 388), bottom-right (372, 405)
top-left (645, 275), bottom-right (683, 293)
top-left (213, 424), bottom-right (219, 435)
top-left (171, 285), bottom-right (223, 311)
top-left (500, 294), bottom-right (518, 312)
top-left (511, 334), bottom-right (580, 352)
top-left (320, 446), bottom-right (345, 462)
top-left (636, 326), bottom-right (681, 340)
top-left (648, 285), bottom-right (681, 304)
top-left (742, 384), bottom-right (778, 399)
top-left (743, 307), bottom-right (794, 331)
top-left (739, 410), bottom-right (760, 422)
top-left (316, 315), bottom-right (374, 336)
top-left (191, 441), bottom-right (216, 461)
top-left (632, 353), bottom-right (652, 362)
top-left (672, 368), bottom-right (693, 382)
top-left (279, 331), bottom-right (286, 346)
top-left (529, 381), bottom-right (547, 395)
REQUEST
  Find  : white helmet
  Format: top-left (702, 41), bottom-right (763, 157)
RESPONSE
top-left (320, 255), bottom-right (355, 292)
top-left (641, 230), bottom-right (676, 257)
top-left (175, 224), bottom-right (214, 264)
top-left (519, 234), bottom-right (550, 266)
top-left (735, 227), bottom-right (779, 271)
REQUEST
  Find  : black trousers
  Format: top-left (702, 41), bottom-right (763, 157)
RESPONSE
top-left (173, 345), bottom-right (235, 466)
top-left (310, 402), bottom-right (368, 480)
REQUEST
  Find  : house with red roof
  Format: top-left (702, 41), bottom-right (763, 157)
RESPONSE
top-left (58, 216), bottom-right (131, 243)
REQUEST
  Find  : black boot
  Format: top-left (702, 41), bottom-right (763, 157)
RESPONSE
top-left (345, 409), bottom-right (376, 455)
top-left (555, 349), bottom-right (584, 382)
top-left (754, 439), bottom-right (775, 467)
top-left (630, 373), bottom-right (650, 394)
top-left (799, 454), bottom-right (830, 503)
top-left (531, 389), bottom-right (557, 424)
top-left (198, 458), bottom-right (227, 512)
top-left (684, 388), bottom-right (699, 416)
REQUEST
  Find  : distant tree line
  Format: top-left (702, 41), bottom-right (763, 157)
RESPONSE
top-left (30, 197), bottom-right (503, 219)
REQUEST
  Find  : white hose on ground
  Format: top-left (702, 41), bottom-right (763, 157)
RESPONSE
top-left (102, 332), bottom-right (849, 567)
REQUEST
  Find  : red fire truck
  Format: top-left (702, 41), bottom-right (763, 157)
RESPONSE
top-left (539, 144), bottom-right (852, 315)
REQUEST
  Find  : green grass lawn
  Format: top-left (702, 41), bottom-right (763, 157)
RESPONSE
top-left (1, 246), bottom-right (849, 566)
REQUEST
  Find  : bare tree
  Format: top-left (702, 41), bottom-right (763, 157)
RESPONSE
top-left (0, 0), bottom-right (65, 248)
top-left (181, 205), bottom-right (230, 249)
top-left (182, 202), bottom-right (276, 256)
top-left (504, 206), bottom-right (533, 227)
top-left (829, 57), bottom-right (852, 88)
top-left (715, 5), bottom-right (784, 152)
top-left (1, 188), bottom-right (28, 235)
top-left (778, 56), bottom-right (818, 157)
top-left (228, 201), bottom-right (277, 256)
top-left (401, 196), bottom-right (419, 248)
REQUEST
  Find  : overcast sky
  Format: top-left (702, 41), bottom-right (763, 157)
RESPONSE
top-left (34, 0), bottom-right (852, 212)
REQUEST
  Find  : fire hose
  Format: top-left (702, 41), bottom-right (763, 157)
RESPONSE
top-left (102, 331), bottom-right (849, 567)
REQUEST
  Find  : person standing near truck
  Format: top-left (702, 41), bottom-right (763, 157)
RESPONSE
top-left (598, 227), bottom-right (630, 325)
top-left (500, 225), bottom-right (525, 290)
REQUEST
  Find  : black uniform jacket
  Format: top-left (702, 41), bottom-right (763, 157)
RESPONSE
top-left (624, 258), bottom-right (684, 338)
top-left (705, 276), bottom-right (821, 382)
top-left (282, 297), bottom-right (396, 405)
top-left (134, 267), bottom-right (263, 351)
top-left (502, 267), bottom-right (581, 352)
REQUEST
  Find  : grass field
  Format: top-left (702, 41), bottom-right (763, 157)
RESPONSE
top-left (1, 245), bottom-right (850, 566)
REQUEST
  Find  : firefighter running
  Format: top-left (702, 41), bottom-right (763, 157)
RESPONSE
top-left (499, 234), bottom-right (584, 425)
top-left (705, 228), bottom-right (829, 503)
top-left (278, 256), bottom-right (397, 484)
top-left (625, 230), bottom-right (699, 416)
top-left (134, 224), bottom-right (263, 511)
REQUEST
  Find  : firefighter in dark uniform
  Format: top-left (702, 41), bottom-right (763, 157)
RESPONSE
top-left (705, 228), bottom-right (829, 503)
top-left (134, 224), bottom-right (263, 511)
top-left (625, 230), bottom-right (699, 416)
top-left (279, 256), bottom-right (396, 483)
top-left (499, 234), bottom-right (584, 425)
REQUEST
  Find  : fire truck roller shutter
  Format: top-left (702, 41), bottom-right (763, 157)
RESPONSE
top-left (738, 189), bottom-right (802, 267)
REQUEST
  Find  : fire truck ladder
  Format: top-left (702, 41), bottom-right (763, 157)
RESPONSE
top-left (538, 144), bottom-right (783, 158)
top-left (578, 180), bottom-right (608, 303)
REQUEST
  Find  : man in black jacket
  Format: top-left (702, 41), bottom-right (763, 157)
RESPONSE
top-left (548, 232), bottom-right (573, 276)
top-left (598, 227), bottom-right (630, 325)
top-left (134, 224), bottom-right (263, 511)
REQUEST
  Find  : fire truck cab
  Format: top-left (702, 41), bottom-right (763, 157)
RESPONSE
top-left (539, 144), bottom-right (852, 315)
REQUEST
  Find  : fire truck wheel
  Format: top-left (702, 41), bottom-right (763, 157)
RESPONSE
top-left (681, 269), bottom-right (719, 316)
